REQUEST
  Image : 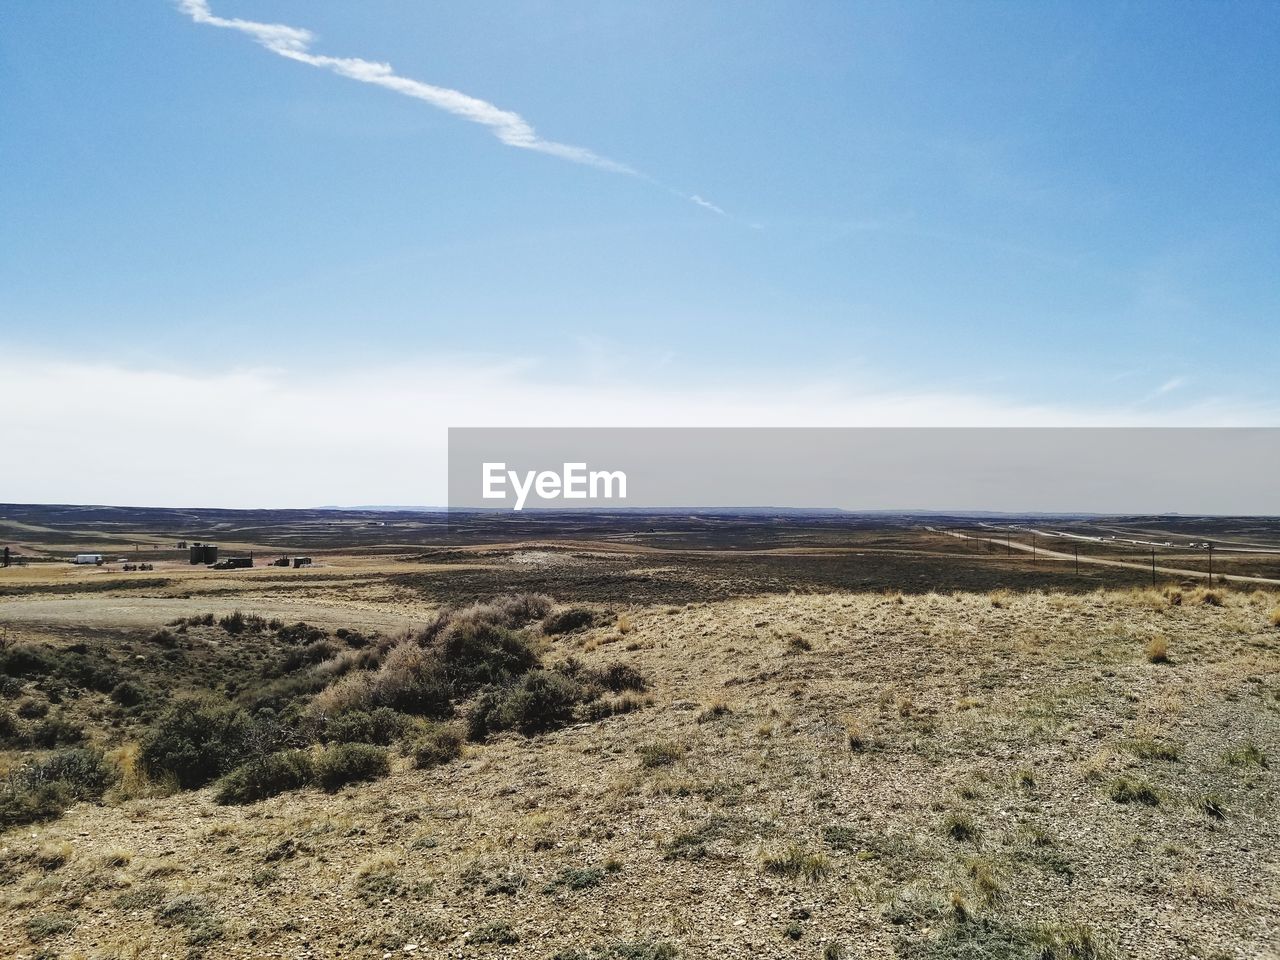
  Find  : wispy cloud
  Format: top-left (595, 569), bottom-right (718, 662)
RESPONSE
top-left (689, 194), bottom-right (726, 216)
top-left (179, 1), bottom-right (725, 213)
top-left (1136, 375), bottom-right (1189, 405)
top-left (2, 351), bottom-right (1273, 508)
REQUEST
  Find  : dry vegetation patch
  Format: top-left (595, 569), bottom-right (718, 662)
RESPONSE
top-left (1, 586), bottom-right (1277, 958)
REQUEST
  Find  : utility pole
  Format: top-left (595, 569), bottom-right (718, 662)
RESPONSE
top-left (1208, 542), bottom-right (1214, 584)
top-left (1006, 531), bottom-right (1011, 556)
top-left (1032, 532), bottom-right (1037, 563)
top-left (1074, 543), bottom-right (1079, 575)
top-left (1151, 547), bottom-right (1156, 587)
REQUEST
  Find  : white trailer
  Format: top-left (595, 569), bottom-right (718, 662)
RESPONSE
top-left (73, 554), bottom-right (104, 565)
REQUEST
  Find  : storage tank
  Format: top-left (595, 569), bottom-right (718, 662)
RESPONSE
top-left (189, 544), bottom-right (218, 565)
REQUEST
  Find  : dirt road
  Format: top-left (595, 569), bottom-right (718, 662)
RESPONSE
top-left (933, 528), bottom-right (1280, 586)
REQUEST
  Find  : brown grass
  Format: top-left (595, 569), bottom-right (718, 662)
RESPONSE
top-left (1145, 635), bottom-right (1170, 664)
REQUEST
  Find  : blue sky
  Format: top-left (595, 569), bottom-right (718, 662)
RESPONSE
top-left (2, 2), bottom-right (1278, 505)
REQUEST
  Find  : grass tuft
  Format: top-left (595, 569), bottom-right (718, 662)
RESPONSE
top-left (1108, 776), bottom-right (1160, 805)
top-left (1144, 635), bottom-right (1170, 664)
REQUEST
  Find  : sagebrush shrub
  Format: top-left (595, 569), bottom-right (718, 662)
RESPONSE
top-left (411, 724), bottom-right (464, 769)
top-left (28, 711), bottom-right (86, 748)
top-left (543, 607), bottom-right (595, 635)
top-left (319, 707), bottom-right (407, 745)
top-left (369, 642), bottom-right (452, 716)
top-left (215, 750), bottom-right (314, 804)
top-left (140, 699), bottom-right (253, 789)
top-left (488, 670), bottom-right (584, 735)
top-left (110, 680), bottom-right (147, 707)
top-left (314, 743), bottom-right (389, 791)
top-left (433, 616), bottom-right (539, 693)
top-left (0, 748), bottom-right (115, 830)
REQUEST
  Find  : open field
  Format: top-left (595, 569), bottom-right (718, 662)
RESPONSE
top-left (2, 506), bottom-right (1279, 959)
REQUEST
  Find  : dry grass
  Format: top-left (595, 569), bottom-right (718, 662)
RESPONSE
top-left (2, 585), bottom-right (1277, 959)
top-left (1145, 634), bottom-right (1171, 664)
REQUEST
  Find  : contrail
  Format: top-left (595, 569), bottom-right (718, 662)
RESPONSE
top-left (178, 0), bottom-right (724, 216)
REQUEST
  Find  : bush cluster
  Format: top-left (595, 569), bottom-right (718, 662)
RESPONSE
top-left (139, 698), bottom-right (258, 789)
top-left (411, 724), bottom-right (465, 769)
top-left (1, 596), bottom-right (648, 829)
top-left (0, 748), bottom-right (116, 830)
top-left (215, 750), bottom-right (314, 804)
top-left (314, 743), bottom-right (390, 791)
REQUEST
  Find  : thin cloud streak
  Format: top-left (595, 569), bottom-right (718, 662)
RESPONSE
top-left (179, 1), bottom-right (725, 212)
top-left (689, 194), bottom-right (726, 215)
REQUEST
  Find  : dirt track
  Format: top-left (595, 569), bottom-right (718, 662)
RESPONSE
top-left (934, 528), bottom-right (1280, 586)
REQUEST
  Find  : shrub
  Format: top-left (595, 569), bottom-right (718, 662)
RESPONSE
top-left (0, 781), bottom-right (71, 831)
top-left (155, 893), bottom-right (223, 946)
top-left (29, 747), bottom-right (116, 796)
top-left (26, 911), bottom-right (78, 941)
top-left (54, 648), bottom-right (121, 692)
top-left (544, 866), bottom-right (605, 892)
top-left (215, 750), bottom-right (314, 804)
top-left (140, 698), bottom-right (253, 789)
top-left (311, 673), bottom-right (375, 716)
top-left (110, 679), bottom-right (147, 707)
top-left (115, 883), bottom-right (167, 909)
top-left (586, 662), bottom-right (646, 693)
top-left (412, 724), bottom-right (464, 769)
top-left (433, 615), bottom-right (539, 693)
top-left (0, 748), bottom-right (115, 831)
top-left (368, 642), bottom-right (452, 716)
top-left (487, 670), bottom-right (585, 735)
top-left (148, 628), bottom-right (179, 648)
top-left (276, 621), bottom-right (326, 645)
top-left (543, 607), bottom-right (595, 635)
top-left (492, 593), bottom-right (553, 624)
top-left (466, 687), bottom-right (506, 742)
top-left (314, 743), bottom-right (389, 791)
top-left (354, 858), bottom-right (407, 904)
top-left (219, 610), bottom-right (248, 634)
top-left (1269, 605), bottom-right (1280, 628)
top-left (319, 707), bottom-right (408, 745)
top-left (0, 643), bottom-right (54, 677)
top-left (278, 639), bottom-right (339, 674)
top-left (27, 711), bottom-right (85, 748)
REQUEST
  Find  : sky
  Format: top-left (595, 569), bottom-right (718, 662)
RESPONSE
top-left (1, 1), bottom-right (1278, 507)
